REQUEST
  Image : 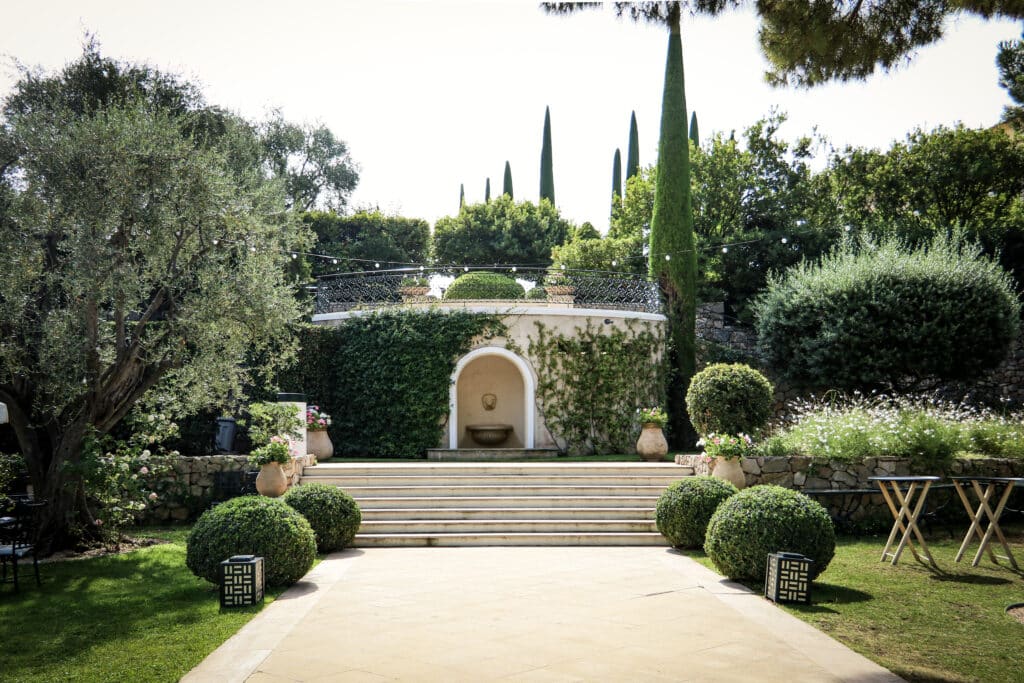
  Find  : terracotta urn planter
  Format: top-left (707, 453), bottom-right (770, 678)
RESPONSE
top-left (255, 462), bottom-right (288, 497)
top-left (307, 430), bottom-right (334, 461)
top-left (712, 456), bottom-right (746, 489)
top-left (636, 423), bottom-right (668, 461)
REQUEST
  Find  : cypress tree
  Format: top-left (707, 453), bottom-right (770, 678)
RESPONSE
top-left (485, 177), bottom-right (491, 203)
top-left (459, 183), bottom-right (465, 209)
top-left (611, 148), bottom-right (622, 210)
top-left (649, 5), bottom-right (697, 448)
top-left (539, 106), bottom-right (555, 204)
top-left (626, 110), bottom-right (639, 181)
top-left (689, 111), bottom-right (699, 147)
top-left (503, 161), bottom-right (513, 199)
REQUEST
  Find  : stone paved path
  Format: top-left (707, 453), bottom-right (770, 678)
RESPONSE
top-left (183, 547), bottom-right (902, 682)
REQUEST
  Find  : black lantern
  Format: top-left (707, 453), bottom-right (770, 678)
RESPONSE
top-left (765, 552), bottom-right (812, 604)
top-left (220, 555), bottom-right (265, 607)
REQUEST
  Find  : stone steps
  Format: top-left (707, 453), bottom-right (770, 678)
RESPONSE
top-left (300, 461), bottom-right (692, 547)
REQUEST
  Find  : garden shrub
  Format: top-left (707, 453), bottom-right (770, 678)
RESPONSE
top-left (655, 476), bottom-right (737, 548)
top-left (753, 233), bottom-right (1020, 391)
top-left (704, 485), bottom-right (836, 582)
top-left (284, 483), bottom-right (362, 552)
top-left (186, 495), bottom-right (316, 586)
top-left (443, 272), bottom-right (525, 300)
top-left (526, 286), bottom-right (547, 300)
top-left (686, 363), bottom-right (774, 436)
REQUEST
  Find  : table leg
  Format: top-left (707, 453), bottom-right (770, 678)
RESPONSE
top-left (877, 482), bottom-right (923, 564)
top-left (971, 481), bottom-right (1019, 570)
top-left (892, 482), bottom-right (936, 566)
top-left (953, 481), bottom-right (998, 564)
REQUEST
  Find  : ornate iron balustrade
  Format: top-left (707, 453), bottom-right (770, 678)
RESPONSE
top-left (313, 267), bottom-right (663, 315)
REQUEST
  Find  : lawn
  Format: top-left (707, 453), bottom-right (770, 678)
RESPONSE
top-left (0, 526), bottom-right (281, 683)
top-left (684, 526), bottom-right (1024, 683)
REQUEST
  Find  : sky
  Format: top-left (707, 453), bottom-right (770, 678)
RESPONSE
top-left (1, 1), bottom-right (1020, 234)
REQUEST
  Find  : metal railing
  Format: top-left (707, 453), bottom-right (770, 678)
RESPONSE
top-left (313, 266), bottom-right (663, 315)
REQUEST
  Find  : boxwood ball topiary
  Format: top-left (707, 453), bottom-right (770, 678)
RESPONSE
top-left (443, 272), bottom-right (525, 300)
top-left (704, 485), bottom-right (835, 582)
top-left (284, 483), bottom-right (362, 552)
top-left (656, 476), bottom-right (738, 548)
top-left (186, 495), bottom-right (316, 587)
top-left (686, 363), bottom-right (774, 436)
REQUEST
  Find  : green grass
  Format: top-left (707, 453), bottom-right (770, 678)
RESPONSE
top-left (681, 527), bottom-right (1024, 683)
top-left (0, 526), bottom-right (283, 683)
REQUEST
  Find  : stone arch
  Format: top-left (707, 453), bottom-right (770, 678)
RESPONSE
top-left (449, 346), bottom-right (536, 449)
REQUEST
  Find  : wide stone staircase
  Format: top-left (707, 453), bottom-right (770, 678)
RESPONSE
top-left (299, 461), bottom-right (693, 547)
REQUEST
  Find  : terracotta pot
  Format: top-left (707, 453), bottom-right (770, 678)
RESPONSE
top-left (307, 430), bottom-right (334, 461)
top-left (255, 462), bottom-right (288, 497)
top-left (636, 423), bottom-right (668, 461)
top-left (712, 456), bottom-right (746, 489)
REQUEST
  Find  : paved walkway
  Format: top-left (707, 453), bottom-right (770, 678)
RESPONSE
top-left (183, 547), bottom-right (902, 682)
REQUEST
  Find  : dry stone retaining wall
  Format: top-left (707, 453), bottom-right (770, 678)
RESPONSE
top-left (141, 454), bottom-right (314, 523)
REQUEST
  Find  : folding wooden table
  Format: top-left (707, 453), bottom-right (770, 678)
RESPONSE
top-left (950, 476), bottom-right (1023, 569)
top-left (869, 475), bottom-right (941, 567)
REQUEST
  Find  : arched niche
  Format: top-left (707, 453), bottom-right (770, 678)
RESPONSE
top-left (449, 347), bottom-right (535, 449)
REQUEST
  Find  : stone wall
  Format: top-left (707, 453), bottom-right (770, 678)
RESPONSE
top-left (141, 454), bottom-right (315, 523)
top-left (675, 453), bottom-right (1024, 528)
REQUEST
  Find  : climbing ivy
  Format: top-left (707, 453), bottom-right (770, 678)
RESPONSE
top-left (272, 311), bottom-right (505, 457)
top-left (527, 320), bottom-right (666, 454)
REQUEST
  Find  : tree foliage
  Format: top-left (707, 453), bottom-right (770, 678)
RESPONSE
top-left (304, 210), bottom-right (430, 274)
top-left (0, 45), bottom-right (308, 549)
top-left (433, 196), bottom-right (571, 266)
top-left (611, 147), bottom-right (622, 210)
top-left (540, 106), bottom-right (556, 204)
top-left (998, 29), bottom-right (1024, 126)
top-left (503, 160), bottom-right (514, 198)
top-left (626, 110), bottom-right (640, 181)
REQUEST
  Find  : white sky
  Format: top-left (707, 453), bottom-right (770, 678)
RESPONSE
top-left (1, 1), bottom-right (1020, 233)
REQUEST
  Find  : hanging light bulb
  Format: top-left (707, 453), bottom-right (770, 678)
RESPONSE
top-left (611, 260), bottom-right (617, 267)
top-left (511, 266), bottom-right (517, 273)
top-left (464, 266), bottom-right (469, 272)
top-left (212, 239), bottom-right (219, 246)
top-left (291, 253), bottom-right (298, 259)
top-left (331, 258), bottom-right (338, 265)
top-left (781, 237), bottom-right (788, 244)
top-left (722, 247), bottom-right (728, 253)
top-left (665, 254), bottom-right (671, 261)
top-left (374, 262), bottom-right (380, 268)
top-left (249, 246), bottom-right (256, 252)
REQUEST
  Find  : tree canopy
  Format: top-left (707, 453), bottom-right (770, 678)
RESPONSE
top-left (305, 210), bottom-right (430, 274)
top-left (433, 196), bottom-right (571, 266)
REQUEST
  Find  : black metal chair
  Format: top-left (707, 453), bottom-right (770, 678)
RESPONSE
top-left (0, 498), bottom-right (46, 591)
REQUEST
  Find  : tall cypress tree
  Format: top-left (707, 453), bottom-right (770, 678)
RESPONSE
top-left (459, 183), bottom-right (465, 209)
top-left (485, 177), bottom-right (491, 203)
top-left (539, 106), bottom-right (555, 204)
top-left (503, 161), bottom-right (513, 199)
top-left (611, 148), bottom-right (622, 210)
top-left (649, 5), bottom-right (697, 449)
top-left (689, 111), bottom-right (699, 147)
top-left (626, 110), bottom-right (640, 181)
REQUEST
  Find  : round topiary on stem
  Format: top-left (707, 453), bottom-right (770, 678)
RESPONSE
top-left (704, 485), bottom-right (835, 582)
top-left (655, 476), bottom-right (738, 548)
top-left (443, 272), bottom-right (525, 300)
top-left (686, 362), bottom-right (773, 436)
top-left (186, 495), bottom-right (316, 587)
top-left (284, 483), bottom-right (362, 552)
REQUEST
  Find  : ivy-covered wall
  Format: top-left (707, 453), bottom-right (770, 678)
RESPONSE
top-left (276, 311), bottom-right (505, 457)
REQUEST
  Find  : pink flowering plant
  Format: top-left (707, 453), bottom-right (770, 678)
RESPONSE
top-left (698, 433), bottom-right (753, 462)
top-left (249, 436), bottom-right (293, 466)
top-left (80, 411), bottom-right (181, 547)
top-left (637, 406), bottom-right (668, 428)
top-left (306, 405), bottom-right (332, 431)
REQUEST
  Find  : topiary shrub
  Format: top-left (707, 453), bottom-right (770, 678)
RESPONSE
top-left (753, 233), bottom-right (1021, 392)
top-left (283, 483), bottom-right (362, 552)
top-left (655, 476), bottom-right (738, 548)
top-left (443, 272), bottom-right (525, 300)
top-left (704, 485), bottom-right (835, 582)
top-left (686, 363), bottom-right (774, 436)
top-left (186, 495), bottom-right (316, 587)
top-left (526, 286), bottom-right (547, 300)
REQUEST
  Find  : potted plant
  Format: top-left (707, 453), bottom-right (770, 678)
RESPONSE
top-left (636, 407), bottom-right (669, 461)
top-left (306, 405), bottom-right (334, 461)
top-left (544, 270), bottom-right (575, 298)
top-left (399, 276), bottom-right (430, 298)
top-left (249, 437), bottom-right (292, 497)
top-left (699, 433), bottom-right (751, 489)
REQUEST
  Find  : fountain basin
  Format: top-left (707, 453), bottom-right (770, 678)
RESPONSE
top-left (466, 423), bottom-right (513, 446)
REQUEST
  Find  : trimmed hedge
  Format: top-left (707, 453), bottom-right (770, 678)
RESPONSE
top-left (443, 272), bottom-right (525, 300)
top-left (704, 485), bottom-right (835, 582)
top-left (186, 495), bottom-right (316, 587)
top-left (526, 286), bottom-right (547, 300)
top-left (284, 483), bottom-right (362, 552)
top-left (686, 363), bottom-right (773, 436)
top-left (655, 476), bottom-right (737, 548)
top-left (753, 234), bottom-right (1020, 391)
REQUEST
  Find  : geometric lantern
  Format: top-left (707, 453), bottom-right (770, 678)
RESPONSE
top-left (764, 552), bottom-right (812, 604)
top-left (219, 555), bottom-right (265, 608)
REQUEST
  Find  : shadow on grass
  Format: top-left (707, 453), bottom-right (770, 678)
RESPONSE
top-left (929, 571), bottom-right (1014, 586)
